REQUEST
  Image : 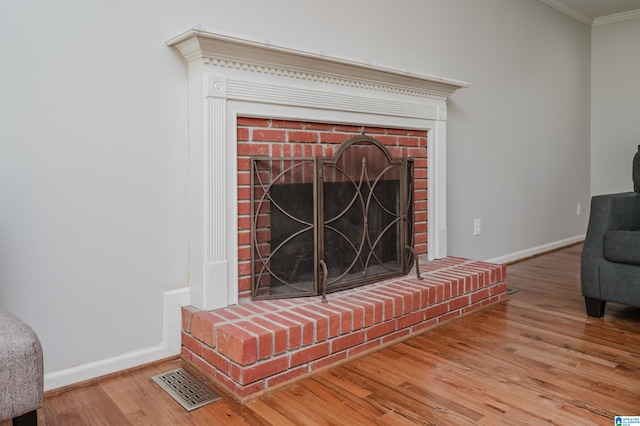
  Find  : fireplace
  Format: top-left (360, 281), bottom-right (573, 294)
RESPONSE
top-left (167, 26), bottom-right (470, 311)
top-left (250, 133), bottom-right (415, 300)
top-left (166, 28), bottom-right (506, 402)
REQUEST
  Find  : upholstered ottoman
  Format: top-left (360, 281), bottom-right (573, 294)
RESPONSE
top-left (0, 308), bottom-right (43, 426)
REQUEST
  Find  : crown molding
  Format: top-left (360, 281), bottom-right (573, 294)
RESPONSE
top-left (593, 8), bottom-right (640, 26)
top-left (538, 0), bottom-right (593, 26)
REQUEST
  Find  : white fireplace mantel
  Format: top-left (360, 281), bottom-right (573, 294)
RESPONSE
top-left (167, 26), bottom-right (469, 311)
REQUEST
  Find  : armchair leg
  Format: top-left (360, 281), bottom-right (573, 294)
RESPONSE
top-left (13, 410), bottom-right (37, 426)
top-left (585, 297), bottom-right (606, 318)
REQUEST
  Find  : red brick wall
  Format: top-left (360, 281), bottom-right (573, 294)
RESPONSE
top-left (236, 117), bottom-right (428, 301)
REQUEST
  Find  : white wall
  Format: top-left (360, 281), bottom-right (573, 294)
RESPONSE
top-left (0, 0), bottom-right (591, 389)
top-left (591, 16), bottom-right (640, 196)
top-left (0, 1), bottom-right (191, 384)
top-left (413, 1), bottom-right (592, 262)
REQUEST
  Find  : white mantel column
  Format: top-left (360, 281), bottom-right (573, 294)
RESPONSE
top-left (429, 104), bottom-right (448, 260)
top-left (182, 59), bottom-right (234, 310)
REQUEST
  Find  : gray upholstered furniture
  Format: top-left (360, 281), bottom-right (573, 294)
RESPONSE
top-left (0, 308), bottom-right (43, 426)
top-left (581, 146), bottom-right (640, 317)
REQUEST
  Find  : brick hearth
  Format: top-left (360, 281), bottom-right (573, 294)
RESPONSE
top-left (181, 257), bottom-right (507, 402)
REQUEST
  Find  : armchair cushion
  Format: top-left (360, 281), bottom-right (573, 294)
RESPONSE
top-left (603, 230), bottom-right (640, 265)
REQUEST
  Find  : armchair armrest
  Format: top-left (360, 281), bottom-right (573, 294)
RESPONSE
top-left (581, 192), bottom-right (640, 299)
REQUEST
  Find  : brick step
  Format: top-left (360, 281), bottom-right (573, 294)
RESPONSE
top-left (181, 257), bottom-right (507, 402)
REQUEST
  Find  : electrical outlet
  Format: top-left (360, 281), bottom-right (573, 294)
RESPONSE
top-left (474, 218), bottom-right (481, 236)
top-left (577, 203), bottom-right (581, 216)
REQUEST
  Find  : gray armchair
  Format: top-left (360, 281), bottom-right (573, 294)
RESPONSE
top-left (0, 308), bottom-right (43, 426)
top-left (581, 146), bottom-right (640, 317)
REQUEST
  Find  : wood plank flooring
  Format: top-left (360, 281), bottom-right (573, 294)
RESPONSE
top-left (5, 244), bottom-right (640, 425)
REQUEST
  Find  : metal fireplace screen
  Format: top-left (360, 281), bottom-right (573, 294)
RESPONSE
top-left (251, 135), bottom-right (415, 300)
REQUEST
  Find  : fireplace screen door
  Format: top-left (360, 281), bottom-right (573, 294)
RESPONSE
top-left (250, 135), bottom-right (415, 300)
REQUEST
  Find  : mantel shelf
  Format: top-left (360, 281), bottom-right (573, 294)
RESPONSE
top-left (166, 26), bottom-right (469, 99)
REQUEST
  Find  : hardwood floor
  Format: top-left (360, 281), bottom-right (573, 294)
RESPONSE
top-left (6, 244), bottom-right (640, 425)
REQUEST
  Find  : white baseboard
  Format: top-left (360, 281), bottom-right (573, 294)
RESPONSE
top-left (486, 235), bottom-right (585, 265)
top-left (44, 287), bottom-right (190, 392)
top-left (162, 287), bottom-right (191, 354)
top-left (43, 344), bottom-right (176, 391)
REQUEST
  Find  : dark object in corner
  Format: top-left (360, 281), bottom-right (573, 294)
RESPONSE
top-left (581, 145), bottom-right (640, 317)
top-left (634, 145), bottom-right (640, 193)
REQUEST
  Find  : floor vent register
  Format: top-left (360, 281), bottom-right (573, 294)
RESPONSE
top-left (151, 368), bottom-right (221, 411)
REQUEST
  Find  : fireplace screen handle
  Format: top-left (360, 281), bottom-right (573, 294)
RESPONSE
top-left (319, 260), bottom-right (328, 303)
top-left (406, 246), bottom-right (423, 280)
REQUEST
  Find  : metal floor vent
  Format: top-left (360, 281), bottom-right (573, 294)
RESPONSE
top-left (506, 287), bottom-right (519, 294)
top-left (152, 368), bottom-right (221, 411)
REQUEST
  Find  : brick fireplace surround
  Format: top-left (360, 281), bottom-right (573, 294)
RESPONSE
top-left (167, 27), bottom-right (506, 402)
top-left (236, 117), bottom-right (430, 301)
top-left (180, 116), bottom-right (507, 401)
